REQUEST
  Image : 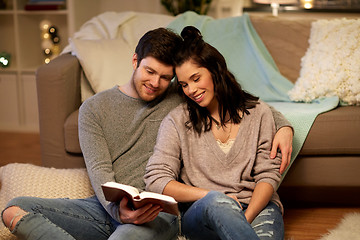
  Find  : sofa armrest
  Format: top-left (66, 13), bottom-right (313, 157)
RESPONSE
top-left (36, 53), bottom-right (82, 168)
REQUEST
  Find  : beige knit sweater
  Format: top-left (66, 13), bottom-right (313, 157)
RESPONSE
top-left (145, 101), bottom-right (283, 212)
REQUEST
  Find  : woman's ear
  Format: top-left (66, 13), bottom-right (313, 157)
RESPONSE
top-left (132, 53), bottom-right (138, 70)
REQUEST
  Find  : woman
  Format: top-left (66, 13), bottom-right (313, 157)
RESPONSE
top-left (144, 26), bottom-right (284, 240)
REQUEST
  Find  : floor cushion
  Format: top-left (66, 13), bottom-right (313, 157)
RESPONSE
top-left (0, 163), bottom-right (94, 239)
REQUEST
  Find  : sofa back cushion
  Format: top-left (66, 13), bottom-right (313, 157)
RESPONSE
top-left (250, 14), bottom-right (312, 84)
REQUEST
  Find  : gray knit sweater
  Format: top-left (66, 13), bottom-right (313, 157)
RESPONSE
top-left (144, 101), bottom-right (283, 212)
top-left (78, 85), bottom-right (182, 222)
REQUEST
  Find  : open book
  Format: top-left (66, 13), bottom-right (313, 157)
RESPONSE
top-left (101, 182), bottom-right (179, 216)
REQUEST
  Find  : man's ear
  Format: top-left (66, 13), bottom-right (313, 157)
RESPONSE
top-left (132, 53), bottom-right (138, 70)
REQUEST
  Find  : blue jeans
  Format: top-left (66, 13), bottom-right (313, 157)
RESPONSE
top-left (2, 196), bottom-right (178, 240)
top-left (180, 191), bottom-right (284, 240)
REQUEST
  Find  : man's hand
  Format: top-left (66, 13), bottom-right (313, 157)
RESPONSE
top-left (270, 126), bottom-right (293, 174)
top-left (118, 197), bottom-right (162, 225)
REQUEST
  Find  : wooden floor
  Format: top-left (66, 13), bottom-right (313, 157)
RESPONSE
top-left (0, 131), bottom-right (42, 167)
top-left (0, 131), bottom-right (359, 240)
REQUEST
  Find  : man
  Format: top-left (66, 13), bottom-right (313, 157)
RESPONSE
top-left (2, 28), bottom-right (292, 240)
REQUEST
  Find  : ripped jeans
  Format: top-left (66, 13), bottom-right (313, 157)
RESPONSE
top-left (180, 191), bottom-right (284, 240)
top-left (1, 196), bottom-right (178, 240)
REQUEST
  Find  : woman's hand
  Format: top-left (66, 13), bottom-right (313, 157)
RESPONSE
top-left (118, 197), bottom-right (162, 225)
top-left (244, 182), bottom-right (274, 224)
top-left (226, 194), bottom-right (243, 209)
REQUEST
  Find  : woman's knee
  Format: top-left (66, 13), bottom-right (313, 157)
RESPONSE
top-left (2, 206), bottom-right (28, 231)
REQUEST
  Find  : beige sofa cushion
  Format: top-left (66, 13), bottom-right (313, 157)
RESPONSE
top-left (300, 106), bottom-right (360, 155)
top-left (250, 14), bottom-right (312, 83)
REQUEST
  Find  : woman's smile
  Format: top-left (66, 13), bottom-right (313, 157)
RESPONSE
top-left (193, 92), bottom-right (205, 102)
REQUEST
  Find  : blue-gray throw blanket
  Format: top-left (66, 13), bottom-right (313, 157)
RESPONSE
top-left (168, 11), bottom-right (339, 184)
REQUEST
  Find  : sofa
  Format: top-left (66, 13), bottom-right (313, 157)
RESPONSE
top-left (35, 11), bottom-right (360, 205)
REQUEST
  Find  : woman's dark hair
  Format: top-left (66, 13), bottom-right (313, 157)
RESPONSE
top-left (135, 28), bottom-right (182, 68)
top-left (174, 26), bottom-right (259, 134)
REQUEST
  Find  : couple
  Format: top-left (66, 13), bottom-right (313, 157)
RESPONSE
top-left (2, 26), bottom-right (293, 240)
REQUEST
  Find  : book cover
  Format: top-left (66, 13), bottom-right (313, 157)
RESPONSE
top-left (25, 4), bottom-right (65, 10)
top-left (101, 182), bottom-right (179, 216)
top-left (25, 0), bottom-right (65, 10)
top-left (28, 0), bottom-right (65, 3)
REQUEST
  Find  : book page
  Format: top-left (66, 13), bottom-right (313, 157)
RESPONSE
top-left (138, 191), bottom-right (177, 203)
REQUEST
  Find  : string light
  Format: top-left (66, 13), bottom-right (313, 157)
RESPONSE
top-left (0, 52), bottom-right (10, 68)
top-left (39, 19), bottom-right (61, 64)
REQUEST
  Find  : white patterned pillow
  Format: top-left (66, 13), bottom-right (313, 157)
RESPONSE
top-left (69, 38), bottom-right (134, 101)
top-left (0, 163), bottom-right (94, 239)
top-left (288, 18), bottom-right (360, 105)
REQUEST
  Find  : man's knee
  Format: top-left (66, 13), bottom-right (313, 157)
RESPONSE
top-left (2, 206), bottom-right (28, 231)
